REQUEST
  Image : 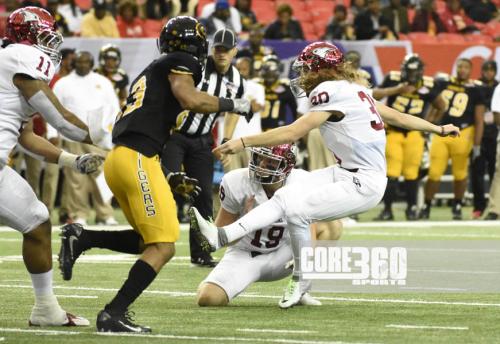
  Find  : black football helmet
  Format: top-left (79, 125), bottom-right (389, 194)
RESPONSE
top-left (99, 44), bottom-right (121, 69)
top-left (158, 16), bottom-right (208, 66)
top-left (401, 54), bottom-right (424, 85)
top-left (260, 54), bottom-right (281, 85)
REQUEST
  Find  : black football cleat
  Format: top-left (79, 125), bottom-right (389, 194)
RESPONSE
top-left (373, 209), bottom-right (394, 221)
top-left (191, 255), bottom-right (218, 267)
top-left (419, 204), bottom-right (431, 220)
top-left (58, 223), bottom-right (85, 281)
top-left (405, 206), bottom-right (419, 221)
top-left (96, 310), bottom-right (151, 333)
top-left (452, 203), bottom-right (463, 220)
top-left (484, 212), bottom-right (499, 220)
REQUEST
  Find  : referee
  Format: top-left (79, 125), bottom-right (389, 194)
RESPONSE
top-left (162, 28), bottom-right (244, 267)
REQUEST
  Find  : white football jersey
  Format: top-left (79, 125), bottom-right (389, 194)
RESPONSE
top-left (0, 44), bottom-right (56, 167)
top-left (219, 168), bottom-right (309, 253)
top-left (308, 80), bottom-right (386, 173)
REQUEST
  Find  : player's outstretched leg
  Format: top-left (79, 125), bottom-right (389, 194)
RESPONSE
top-left (25, 220), bottom-right (89, 326)
top-left (59, 223), bottom-right (85, 281)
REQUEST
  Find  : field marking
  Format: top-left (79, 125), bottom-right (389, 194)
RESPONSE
top-left (0, 327), bottom-right (376, 344)
top-left (346, 230), bottom-right (500, 238)
top-left (385, 324), bottom-right (469, 331)
top-left (55, 295), bottom-right (98, 299)
top-left (237, 328), bottom-right (317, 334)
top-left (1, 284), bottom-right (500, 308)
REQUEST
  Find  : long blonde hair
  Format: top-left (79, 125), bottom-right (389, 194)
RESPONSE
top-left (299, 61), bottom-right (370, 95)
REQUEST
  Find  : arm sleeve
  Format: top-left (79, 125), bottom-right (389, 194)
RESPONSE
top-left (491, 84), bottom-right (500, 113)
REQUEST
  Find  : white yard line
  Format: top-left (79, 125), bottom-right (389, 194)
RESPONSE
top-left (1, 284), bottom-right (500, 308)
top-left (0, 328), bottom-right (375, 344)
top-left (345, 231), bottom-right (500, 238)
top-left (237, 328), bottom-right (317, 334)
top-left (55, 295), bottom-right (98, 299)
top-left (385, 324), bottom-right (469, 331)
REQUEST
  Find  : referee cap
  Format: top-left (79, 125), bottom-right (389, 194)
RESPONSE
top-left (213, 28), bottom-right (237, 49)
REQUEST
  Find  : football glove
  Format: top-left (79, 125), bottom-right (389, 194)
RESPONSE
top-left (167, 172), bottom-right (201, 199)
top-left (75, 154), bottom-right (105, 174)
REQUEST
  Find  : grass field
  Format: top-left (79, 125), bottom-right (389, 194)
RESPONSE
top-left (1, 205), bottom-right (500, 344)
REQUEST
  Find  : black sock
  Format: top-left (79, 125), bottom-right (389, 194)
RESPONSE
top-left (383, 178), bottom-right (398, 212)
top-left (82, 230), bottom-right (141, 254)
top-left (404, 180), bottom-right (418, 209)
top-left (453, 199), bottom-right (463, 207)
top-left (105, 259), bottom-right (157, 314)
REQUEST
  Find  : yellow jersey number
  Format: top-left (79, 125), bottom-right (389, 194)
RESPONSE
top-left (260, 100), bottom-right (280, 119)
top-left (441, 90), bottom-right (468, 117)
top-left (116, 75), bottom-right (147, 121)
top-left (392, 96), bottom-right (424, 115)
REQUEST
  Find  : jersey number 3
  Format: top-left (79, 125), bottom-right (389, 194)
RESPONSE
top-left (117, 75), bottom-right (147, 121)
top-left (358, 91), bottom-right (384, 130)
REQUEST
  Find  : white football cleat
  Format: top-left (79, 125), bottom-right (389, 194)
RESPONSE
top-left (30, 303), bottom-right (90, 326)
top-left (188, 207), bottom-right (220, 251)
top-left (298, 292), bottom-right (322, 306)
top-left (278, 279), bottom-right (304, 309)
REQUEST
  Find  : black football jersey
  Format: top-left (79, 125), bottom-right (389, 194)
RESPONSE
top-left (95, 66), bottom-right (129, 96)
top-left (256, 78), bottom-right (297, 131)
top-left (434, 74), bottom-right (486, 128)
top-left (382, 71), bottom-right (441, 121)
top-left (112, 52), bottom-right (202, 156)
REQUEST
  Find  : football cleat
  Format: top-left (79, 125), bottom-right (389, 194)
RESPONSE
top-left (30, 301), bottom-right (89, 326)
top-left (471, 210), bottom-right (482, 220)
top-left (188, 207), bottom-right (219, 252)
top-left (373, 209), bottom-right (394, 221)
top-left (59, 223), bottom-right (86, 281)
top-left (298, 293), bottom-right (322, 306)
top-left (419, 204), bottom-right (431, 220)
top-left (484, 212), bottom-right (499, 220)
top-left (191, 255), bottom-right (218, 267)
top-left (452, 203), bottom-right (462, 220)
top-left (278, 279), bottom-right (304, 309)
top-left (96, 309), bottom-right (152, 333)
top-left (405, 206), bottom-right (419, 221)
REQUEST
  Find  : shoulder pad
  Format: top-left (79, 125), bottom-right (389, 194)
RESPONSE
top-left (279, 78), bottom-right (290, 85)
top-left (389, 71), bottom-right (401, 81)
top-left (117, 68), bottom-right (128, 75)
top-left (253, 77), bottom-right (264, 85)
top-left (435, 72), bottom-right (450, 81)
top-left (422, 76), bottom-right (434, 88)
top-left (472, 79), bottom-right (483, 86)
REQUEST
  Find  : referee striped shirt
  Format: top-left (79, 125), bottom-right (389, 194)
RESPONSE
top-left (177, 56), bottom-right (245, 136)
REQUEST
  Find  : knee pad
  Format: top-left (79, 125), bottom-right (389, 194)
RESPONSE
top-left (24, 200), bottom-right (50, 234)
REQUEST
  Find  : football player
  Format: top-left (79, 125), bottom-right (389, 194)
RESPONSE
top-left (95, 44), bottom-right (129, 106)
top-left (197, 144), bottom-right (342, 306)
top-left (373, 54), bottom-right (446, 220)
top-left (421, 58), bottom-right (486, 220)
top-left (58, 16), bottom-right (252, 333)
top-left (236, 24), bottom-right (275, 75)
top-left (190, 41), bottom-right (459, 308)
top-left (0, 7), bottom-right (106, 327)
top-left (257, 55), bottom-right (298, 131)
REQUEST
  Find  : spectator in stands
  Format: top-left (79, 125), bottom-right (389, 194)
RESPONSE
top-left (264, 3), bottom-right (304, 41)
top-left (0, 0), bottom-right (20, 37)
top-left (461, 0), bottom-right (498, 24)
top-left (439, 0), bottom-right (477, 34)
top-left (46, 0), bottom-right (73, 36)
top-left (58, 0), bottom-right (84, 35)
top-left (235, 0), bottom-right (256, 32)
top-left (350, 0), bottom-right (367, 20)
top-left (142, 0), bottom-right (170, 19)
top-left (202, 0), bottom-right (241, 35)
top-left (80, 0), bottom-right (120, 37)
top-left (200, 0), bottom-right (242, 34)
top-left (411, 0), bottom-right (446, 35)
top-left (323, 4), bottom-right (355, 40)
top-left (236, 24), bottom-right (275, 75)
top-left (381, 0), bottom-right (409, 35)
top-left (117, 0), bottom-right (145, 38)
top-left (354, 0), bottom-right (396, 39)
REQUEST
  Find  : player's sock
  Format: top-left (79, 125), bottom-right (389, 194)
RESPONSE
top-left (83, 229), bottom-right (141, 254)
top-left (384, 177), bottom-right (398, 211)
top-left (288, 223), bottom-right (312, 280)
top-left (404, 180), bottom-right (418, 209)
top-left (223, 197), bottom-right (284, 243)
top-left (105, 259), bottom-right (157, 314)
top-left (30, 269), bottom-right (55, 304)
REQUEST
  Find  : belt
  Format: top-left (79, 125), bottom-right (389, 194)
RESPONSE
top-left (340, 166), bottom-right (359, 173)
top-left (250, 251), bottom-right (262, 258)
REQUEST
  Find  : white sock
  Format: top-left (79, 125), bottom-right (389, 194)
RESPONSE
top-left (30, 270), bottom-right (57, 305)
top-left (223, 197), bottom-right (284, 243)
top-left (288, 223), bottom-right (312, 280)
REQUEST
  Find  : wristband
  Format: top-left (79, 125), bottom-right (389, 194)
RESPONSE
top-left (57, 151), bottom-right (78, 168)
top-left (218, 98), bottom-right (234, 112)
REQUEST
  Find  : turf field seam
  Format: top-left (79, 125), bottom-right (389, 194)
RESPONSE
top-left (237, 328), bottom-right (317, 334)
top-left (1, 284), bottom-right (500, 308)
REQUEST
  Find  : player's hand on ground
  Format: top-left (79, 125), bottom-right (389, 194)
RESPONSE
top-left (213, 138), bottom-right (245, 156)
top-left (439, 124), bottom-right (460, 137)
top-left (167, 172), bottom-right (201, 199)
top-left (75, 153), bottom-right (105, 174)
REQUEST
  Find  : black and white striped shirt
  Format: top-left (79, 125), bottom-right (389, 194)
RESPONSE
top-left (177, 56), bottom-right (245, 136)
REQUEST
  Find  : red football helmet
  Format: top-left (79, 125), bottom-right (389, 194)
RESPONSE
top-left (249, 144), bottom-right (297, 184)
top-left (5, 7), bottom-right (63, 65)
